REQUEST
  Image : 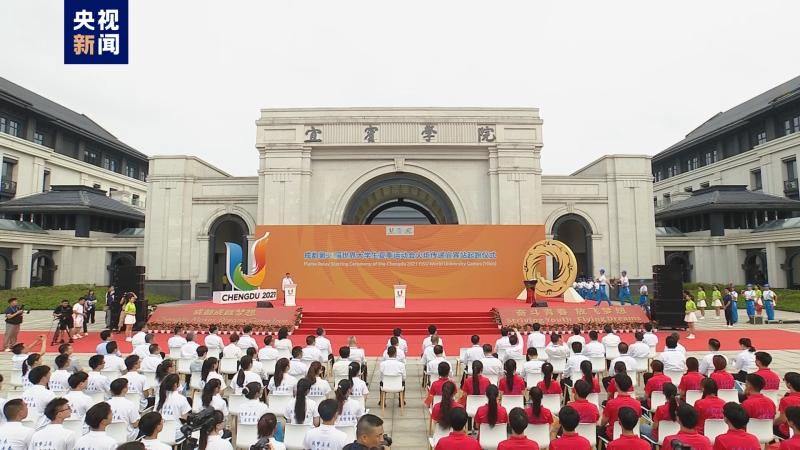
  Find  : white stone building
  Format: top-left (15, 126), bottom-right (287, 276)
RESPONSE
top-left (0, 77), bottom-right (148, 289)
top-left (144, 108), bottom-right (657, 299)
top-left (652, 75), bottom-right (800, 287)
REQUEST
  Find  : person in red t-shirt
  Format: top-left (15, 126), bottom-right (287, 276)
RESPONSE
top-left (679, 357), bottom-right (705, 401)
top-left (662, 404), bottom-right (712, 450)
top-left (606, 361), bottom-right (634, 401)
top-left (525, 386), bottom-right (554, 426)
top-left (754, 351), bottom-right (782, 391)
top-left (535, 362), bottom-right (562, 395)
top-left (428, 362), bottom-right (452, 397)
top-left (499, 360), bottom-right (526, 395)
top-left (780, 406), bottom-right (800, 450)
top-left (695, 378), bottom-right (726, 435)
top-left (776, 372), bottom-right (800, 438)
top-left (710, 355), bottom-right (736, 390)
top-left (640, 382), bottom-right (679, 442)
top-left (498, 407), bottom-right (540, 450)
top-left (573, 360), bottom-right (601, 393)
top-left (434, 407), bottom-right (482, 450)
top-left (607, 407), bottom-right (651, 450)
top-left (600, 373), bottom-right (640, 440)
top-left (568, 379), bottom-right (600, 424)
top-left (431, 381), bottom-right (464, 429)
top-left (643, 360), bottom-right (672, 410)
top-left (741, 373), bottom-right (776, 420)
top-left (550, 406), bottom-right (591, 450)
top-left (474, 385), bottom-right (509, 434)
top-left (461, 360), bottom-right (491, 402)
top-left (713, 402), bottom-right (761, 450)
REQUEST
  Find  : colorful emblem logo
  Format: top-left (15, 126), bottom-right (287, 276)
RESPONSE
top-left (225, 232), bottom-right (269, 291)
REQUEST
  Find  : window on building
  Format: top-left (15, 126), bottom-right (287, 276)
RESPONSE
top-left (34, 132), bottom-right (45, 146)
top-left (686, 156), bottom-right (698, 171)
top-left (126, 164), bottom-right (138, 179)
top-left (786, 158), bottom-right (797, 181)
top-left (93, 183), bottom-right (101, 189)
top-left (84, 150), bottom-right (100, 166)
top-left (755, 130), bottom-right (767, 146)
top-left (102, 155), bottom-right (119, 173)
top-left (654, 169), bottom-right (662, 182)
top-left (132, 194), bottom-right (140, 206)
top-left (137, 170), bottom-right (147, 182)
top-left (750, 169), bottom-right (762, 191)
top-left (1, 159), bottom-right (17, 198)
top-left (705, 150), bottom-right (718, 165)
top-left (0, 116), bottom-right (21, 137)
top-left (786, 115), bottom-right (800, 135)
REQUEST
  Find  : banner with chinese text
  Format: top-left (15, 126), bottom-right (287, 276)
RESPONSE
top-left (493, 305), bottom-right (649, 330)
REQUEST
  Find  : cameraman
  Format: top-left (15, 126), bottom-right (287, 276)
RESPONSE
top-left (4, 297), bottom-right (24, 351)
top-left (52, 299), bottom-right (74, 344)
top-left (344, 414), bottom-right (391, 450)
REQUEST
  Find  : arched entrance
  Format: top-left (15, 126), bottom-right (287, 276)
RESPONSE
top-left (30, 251), bottom-right (56, 287)
top-left (785, 249), bottom-right (800, 288)
top-left (208, 214), bottom-right (250, 291)
top-left (743, 249), bottom-right (768, 285)
top-left (342, 173), bottom-right (458, 225)
top-left (665, 251), bottom-right (693, 282)
top-left (0, 254), bottom-right (12, 290)
top-left (551, 214), bottom-right (593, 278)
top-left (107, 252), bottom-right (136, 285)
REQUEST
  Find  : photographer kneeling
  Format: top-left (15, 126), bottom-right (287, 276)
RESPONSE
top-left (344, 413), bottom-right (391, 450)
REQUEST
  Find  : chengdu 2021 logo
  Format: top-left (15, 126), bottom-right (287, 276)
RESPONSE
top-left (225, 232), bottom-right (269, 291)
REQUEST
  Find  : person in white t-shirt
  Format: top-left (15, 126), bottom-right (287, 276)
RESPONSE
top-left (102, 342), bottom-right (126, 372)
top-left (181, 332), bottom-right (200, 359)
top-left (566, 325), bottom-right (586, 348)
top-left (204, 326), bottom-right (225, 359)
top-left (22, 366), bottom-right (55, 421)
top-left (601, 324), bottom-right (621, 348)
top-left (544, 334), bottom-right (570, 361)
top-left (133, 334), bottom-right (155, 360)
top-left (303, 399), bottom-right (350, 450)
top-left (71, 297), bottom-right (86, 340)
top-left (421, 325), bottom-right (444, 356)
top-left (346, 362), bottom-right (370, 398)
top-left (333, 379), bottom-right (365, 427)
top-left (314, 328), bottom-right (334, 364)
top-left (627, 332), bottom-right (651, 359)
top-left (194, 378), bottom-right (229, 416)
top-left (28, 397), bottom-right (76, 450)
top-left (64, 371), bottom-right (93, 420)
top-left (74, 402), bottom-right (117, 450)
top-left (386, 328), bottom-right (408, 354)
top-left (256, 413), bottom-right (286, 450)
top-left (642, 323), bottom-right (659, 347)
top-left (289, 347), bottom-right (310, 378)
top-left (382, 337), bottom-right (406, 363)
top-left (155, 374), bottom-right (191, 439)
top-left (238, 326), bottom-right (259, 351)
top-left (198, 409), bottom-right (232, 450)
top-left (275, 327), bottom-right (294, 354)
top-left (10, 336), bottom-right (46, 371)
top-left (582, 330), bottom-right (606, 358)
top-left (495, 328), bottom-right (512, 357)
top-left (223, 334), bottom-right (244, 360)
top-left (0, 399), bottom-right (35, 450)
top-left (282, 272), bottom-right (295, 303)
top-left (139, 411), bottom-right (173, 450)
top-left (462, 335), bottom-right (484, 374)
top-left (302, 335), bottom-right (325, 364)
top-left (48, 353), bottom-right (72, 393)
top-left (232, 356), bottom-right (263, 395)
top-left (258, 335), bottom-right (279, 362)
top-left (108, 378), bottom-right (141, 441)
top-left (237, 382), bottom-right (270, 425)
top-left (305, 361), bottom-right (333, 397)
top-left (657, 335), bottom-right (687, 372)
top-left (424, 345), bottom-right (449, 376)
top-left (167, 326), bottom-right (187, 356)
top-left (698, 338), bottom-right (727, 376)
top-left (479, 344), bottom-right (503, 378)
top-left (522, 348), bottom-right (544, 379)
top-left (86, 355), bottom-right (111, 397)
top-left (141, 344), bottom-right (164, 373)
top-left (608, 342), bottom-right (636, 374)
top-left (284, 378), bottom-right (321, 426)
top-left (526, 323), bottom-right (547, 349)
top-left (267, 358), bottom-right (298, 396)
top-left (130, 324), bottom-right (149, 347)
top-left (333, 346), bottom-right (355, 381)
top-left (123, 355), bottom-right (152, 401)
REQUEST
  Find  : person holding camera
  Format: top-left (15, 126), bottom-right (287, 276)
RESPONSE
top-left (252, 413), bottom-right (285, 450)
top-left (4, 297), bottom-right (25, 351)
top-left (52, 299), bottom-right (74, 344)
top-left (343, 414), bottom-right (391, 450)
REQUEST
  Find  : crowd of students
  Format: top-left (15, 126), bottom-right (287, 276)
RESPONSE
top-left (2, 320), bottom-right (800, 450)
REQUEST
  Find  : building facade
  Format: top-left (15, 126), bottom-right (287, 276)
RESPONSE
top-left (652, 75), bottom-right (800, 287)
top-left (0, 77), bottom-right (148, 289)
top-left (145, 108), bottom-right (658, 299)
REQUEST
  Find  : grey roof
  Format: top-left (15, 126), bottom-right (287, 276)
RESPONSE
top-left (655, 185), bottom-right (800, 220)
top-left (655, 227), bottom-right (685, 237)
top-left (0, 219), bottom-right (47, 234)
top-left (752, 217), bottom-right (800, 233)
top-left (0, 77), bottom-right (147, 161)
top-left (654, 75), bottom-right (800, 163)
top-left (0, 185), bottom-right (144, 221)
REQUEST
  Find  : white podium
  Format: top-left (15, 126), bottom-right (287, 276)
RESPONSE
top-left (284, 284), bottom-right (297, 306)
top-left (394, 284), bottom-right (406, 309)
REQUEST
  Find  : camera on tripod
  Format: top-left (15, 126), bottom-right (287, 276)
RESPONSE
top-left (178, 407), bottom-right (218, 450)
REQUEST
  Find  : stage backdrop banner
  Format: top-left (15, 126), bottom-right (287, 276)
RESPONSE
top-left (493, 305), bottom-right (650, 330)
top-left (253, 225), bottom-right (544, 299)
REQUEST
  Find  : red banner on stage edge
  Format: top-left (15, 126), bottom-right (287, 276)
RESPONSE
top-left (493, 305), bottom-right (649, 331)
top-left (147, 303), bottom-right (301, 333)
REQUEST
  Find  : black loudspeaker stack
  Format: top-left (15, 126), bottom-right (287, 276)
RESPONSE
top-left (651, 264), bottom-right (686, 329)
top-left (114, 266), bottom-right (148, 323)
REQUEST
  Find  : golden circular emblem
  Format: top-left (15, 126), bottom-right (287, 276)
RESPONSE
top-left (523, 239), bottom-right (578, 297)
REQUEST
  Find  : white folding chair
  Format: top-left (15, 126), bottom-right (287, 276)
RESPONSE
top-left (62, 418), bottom-right (84, 434)
top-left (613, 422), bottom-right (640, 439)
top-left (718, 389), bottom-right (739, 403)
top-left (501, 395), bottom-right (524, 411)
top-left (525, 423), bottom-right (551, 449)
top-left (336, 425), bottom-right (357, 443)
top-left (703, 419), bottom-right (728, 443)
top-left (89, 391), bottom-right (106, 404)
top-left (747, 418), bottom-right (775, 445)
top-left (542, 394), bottom-right (561, 414)
top-left (650, 391), bottom-right (666, 413)
top-left (228, 394), bottom-right (246, 415)
top-left (550, 358), bottom-right (566, 375)
top-left (177, 358), bottom-right (194, 375)
top-left (284, 423), bottom-right (313, 450)
top-left (169, 347), bottom-right (182, 359)
top-left (486, 374), bottom-right (500, 386)
top-left (189, 372), bottom-right (204, 391)
top-left (457, 348), bottom-right (469, 375)
top-left (157, 419), bottom-right (185, 446)
top-left (125, 392), bottom-right (142, 406)
top-left (635, 358), bottom-right (649, 373)
top-left (647, 345), bottom-right (657, 359)
top-left (350, 395), bottom-right (366, 411)
top-left (142, 371), bottom-right (156, 389)
top-left (526, 372), bottom-right (544, 387)
top-left (235, 423), bottom-right (259, 449)
top-left (466, 395), bottom-right (488, 418)
top-left (577, 423), bottom-right (597, 448)
top-left (267, 394), bottom-right (292, 418)
top-left (605, 345), bottom-right (621, 361)
top-left (665, 371), bottom-right (683, 385)
top-left (627, 370), bottom-right (638, 388)
top-left (657, 421), bottom-right (680, 445)
top-left (106, 421), bottom-right (130, 444)
top-left (101, 369), bottom-right (122, 381)
top-left (479, 423), bottom-right (508, 450)
top-left (536, 347), bottom-right (548, 361)
top-left (429, 426), bottom-right (452, 449)
top-left (380, 374), bottom-right (405, 414)
top-left (8, 369), bottom-right (24, 389)
top-left (262, 358), bottom-right (277, 377)
top-left (685, 390), bottom-right (702, 406)
top-left (220, 358), bottom-right (238, 375)
top-left (763, 390), bottom-right (780, 406)
top-left (590, 357), bottom-right (606, 374)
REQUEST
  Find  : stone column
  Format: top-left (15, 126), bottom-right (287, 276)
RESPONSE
top-left (11, 244), bottom-right (32, 289)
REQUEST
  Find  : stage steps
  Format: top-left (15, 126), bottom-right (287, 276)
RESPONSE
top-left (295, 311), bottom-right (499, 336)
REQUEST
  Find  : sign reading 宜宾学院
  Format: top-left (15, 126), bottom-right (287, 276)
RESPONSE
top-left (212, 289), bottom-right (278, 304)
top-left (64, 0), bottom-right (129, 64)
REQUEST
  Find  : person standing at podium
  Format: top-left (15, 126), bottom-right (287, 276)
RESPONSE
top-left (282, 272), bottom-right (294, 303)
